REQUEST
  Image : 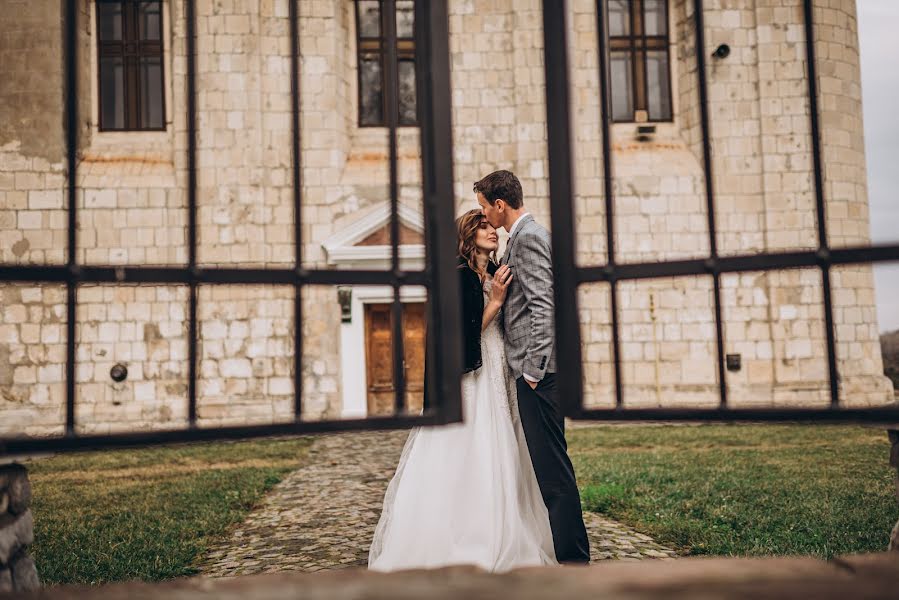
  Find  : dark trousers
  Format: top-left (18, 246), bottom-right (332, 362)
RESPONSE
top-left (516, 373), bottom-right (590, 563)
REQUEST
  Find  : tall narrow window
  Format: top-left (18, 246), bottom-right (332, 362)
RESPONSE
top-left (355, 0), bottom-right (418, 127)
top-left (97, 0), bottom-right (165, 131)
top-left (606, 0), bottom-right (672, 123)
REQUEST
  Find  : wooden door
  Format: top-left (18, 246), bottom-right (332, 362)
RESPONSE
top-left (365, 303), bottom-right (426, 416)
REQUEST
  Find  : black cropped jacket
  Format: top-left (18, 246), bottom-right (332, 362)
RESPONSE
top-left (459, 259), bottom-right (498, 373)
top-left (422, 259), bottom-right (497, 411)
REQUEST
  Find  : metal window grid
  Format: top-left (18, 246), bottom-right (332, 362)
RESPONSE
top-left (0, 0), bottom-right (461, 455)
top-left (2, 0), bottom-right (899, 457)
top-left (545, 0), bottom-right (899, 423)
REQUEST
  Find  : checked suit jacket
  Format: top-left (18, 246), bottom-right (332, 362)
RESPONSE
top-left (500, 214), bottom-right (557, 381)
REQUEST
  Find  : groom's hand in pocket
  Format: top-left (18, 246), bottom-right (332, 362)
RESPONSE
top-left (525, 378), bottom-right (539, 390)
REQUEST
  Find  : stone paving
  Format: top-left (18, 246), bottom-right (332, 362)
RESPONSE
top-left (197, 430), bottom-right (677, 577)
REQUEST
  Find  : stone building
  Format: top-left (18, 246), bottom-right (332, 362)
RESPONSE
top-left (0, 0), bottom-right (892, 436)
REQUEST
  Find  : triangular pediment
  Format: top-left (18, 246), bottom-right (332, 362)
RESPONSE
top-left (355, 222), bottom-right (424, 246)
top-left (322, 202), bottom-right (425, 267)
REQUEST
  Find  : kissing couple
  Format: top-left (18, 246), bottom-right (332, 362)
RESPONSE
top-left (369, 170), bottom-right (590, 571)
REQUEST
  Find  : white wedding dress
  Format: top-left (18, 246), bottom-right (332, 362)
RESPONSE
top-left (369, 279), bottom-right (557, 572)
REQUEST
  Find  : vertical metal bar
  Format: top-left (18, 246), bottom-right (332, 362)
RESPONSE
top-left (595, 0), bottom-right (624, 409)
top-left (542, 0), bottom-right (584, 416)
top-left (186, 0), bottom-right (199, 426)
top-left (384, 0), bottom-right (400, 276)
top-left (289, 0), bottom-right (303, 420)
top-left (416, 0), bottom-right (462, 423)
top-left (802, 0), bottom-right (839, 408)
top-left (692, 0), bottom-right (728, 408)
top-left (415, 0), bottom-right (434, 416)
top-left (382, 0), bottom-right (406, 414)
top-left (64, 0), bottom-right (78, 436)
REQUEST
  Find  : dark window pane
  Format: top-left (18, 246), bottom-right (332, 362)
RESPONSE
top-left (358, 0), bottom-right (380, 38)
top-left (140, 57), bottom-right (164, 128)
top-left (644, 0), bottom-right (667, 36)
top-left (609, 0), bottom-right (630, 36)
top-left (610, 51), bottom-right (633, 121)
top-left (646, 50), bottom-right (671, 120)
top-left (360, 54), bottom-right (383, 125)
top-left (398, 59), bottom-right (417, 125)
top-left (396, 0), bottom-right (414, 38)
top-left (100, 55), bottom-right (125, 129)
top-left (139, 1), bottom-right (162, 40)
top-left (98, 1), bottom-right (123, 41)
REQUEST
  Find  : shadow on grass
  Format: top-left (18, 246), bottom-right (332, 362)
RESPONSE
top-left (28, 437), bottom-right (313, 586)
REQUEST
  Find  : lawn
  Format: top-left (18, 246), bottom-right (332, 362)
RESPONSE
top-left (27, 436), bottom-right (312, 586)
top-left (26, 424), bottom-right (897, 586)
top-left (569, 424), bottom-right (897, 558)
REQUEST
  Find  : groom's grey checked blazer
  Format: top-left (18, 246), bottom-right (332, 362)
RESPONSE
top-left (500, 214), bottom-right (557, 381)
top-left (501, 212), bottom-right (590, 563)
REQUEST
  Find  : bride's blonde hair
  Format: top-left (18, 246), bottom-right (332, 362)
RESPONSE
top-left (456, 209), bottom-right (497, 281)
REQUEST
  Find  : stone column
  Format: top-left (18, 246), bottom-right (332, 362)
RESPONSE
top-left (0, 463), bottom-right (39, 592)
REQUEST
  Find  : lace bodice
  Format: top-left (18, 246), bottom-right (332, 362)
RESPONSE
top-left (473, 279), bottom-right (517, 420)
top-left (480, 279), bottom-right (504, 346)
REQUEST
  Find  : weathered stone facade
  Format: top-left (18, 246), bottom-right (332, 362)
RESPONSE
top-left (0, 0), bottom-right (892, 435)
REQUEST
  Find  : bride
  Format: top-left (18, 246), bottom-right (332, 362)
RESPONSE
top-left (368, 209), bottom-right (557, 572)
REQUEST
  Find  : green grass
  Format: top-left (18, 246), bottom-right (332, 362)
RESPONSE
top-left (569, 424), bottom-right (897, 558)
top-left (27, 425), bottom-right (897, 585)
top-left (28, 437), bottom-right (312, 586)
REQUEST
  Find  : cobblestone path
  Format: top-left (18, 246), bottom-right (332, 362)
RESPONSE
top-left (197, 430), bottom-right (677, 577)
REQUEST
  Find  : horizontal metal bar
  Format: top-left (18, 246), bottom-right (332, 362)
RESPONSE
top-left (0, 266), bottom-right (428, 287)
top-left (830, 244), bottom-right (899, 265)
top-left (5, 244), bottom-right (898, 288)
top-left (0, 412), bottom-right (450, 457)
top-left (570, 406), bottom-right (899, 424)
top-left (576, 243), bottom-right (899, 283)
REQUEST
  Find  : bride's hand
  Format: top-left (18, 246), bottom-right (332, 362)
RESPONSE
top-left (489, 265), bottom-right (513, 306)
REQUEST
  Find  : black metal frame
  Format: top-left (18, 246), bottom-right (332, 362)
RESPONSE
top-left (4, 0), bottom-right (899, 456)
top-left (0, 0), bottom-right (461, 455)
top-left (543, 0), bottom-right (899, 422)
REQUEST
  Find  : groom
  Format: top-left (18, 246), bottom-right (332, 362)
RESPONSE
top-left (474, 170), bottom-right (590, 564)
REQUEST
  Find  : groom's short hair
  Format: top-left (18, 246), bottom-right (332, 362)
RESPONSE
top-left (473, 170), bottom-right (523, 209)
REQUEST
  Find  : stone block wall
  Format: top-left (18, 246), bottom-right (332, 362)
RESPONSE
top-left (74, 285), bottom-right (189, 434)
top-left (0, 285), bottom-right (67, 437)
top-left (569, 0), bottom-right (891, 407)
top-left (0, 0), bottom-right (892, 436)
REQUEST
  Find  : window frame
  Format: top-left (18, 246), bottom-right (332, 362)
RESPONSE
top-left (606, 0), bottom-right (673, 124)
top-left (96, 0), bottom-right (167, 132)
top-left (354, 0), bottom-right (418, 128)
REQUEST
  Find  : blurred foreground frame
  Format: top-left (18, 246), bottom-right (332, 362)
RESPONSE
top-left (0, 1), bottom-right (897, 451)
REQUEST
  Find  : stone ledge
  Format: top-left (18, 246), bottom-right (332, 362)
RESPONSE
top-left (10, 553), bottom-right (899, 600)
top-left (0, 464), bottom-right (31, 516)
top-left (0, 511), bottom-right (32, 565)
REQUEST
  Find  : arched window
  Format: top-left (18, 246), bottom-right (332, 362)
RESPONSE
top-left (606, 0), bottom-right (672, 123)
top-left (355, 0), bottom-right (418, 127)
top-left (96, 0), bottom-right (166, 130)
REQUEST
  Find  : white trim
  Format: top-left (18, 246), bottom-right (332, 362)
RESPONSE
top-left (340, 286), bottom-right (428, 419)
top-left (325, 244), bottom-right (425, 264)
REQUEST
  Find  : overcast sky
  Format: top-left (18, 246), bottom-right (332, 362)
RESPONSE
top-left (858, 0), bottom-right (899, 333)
